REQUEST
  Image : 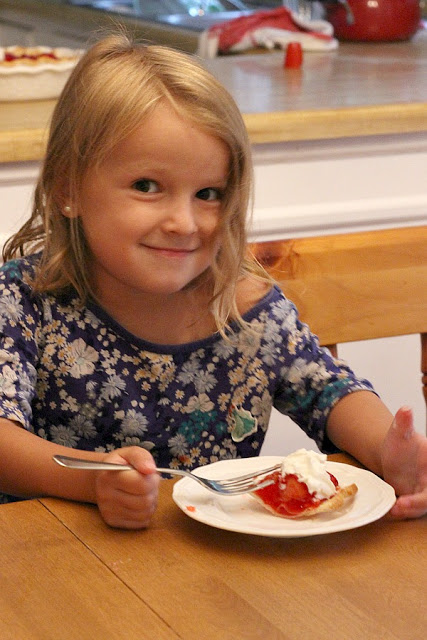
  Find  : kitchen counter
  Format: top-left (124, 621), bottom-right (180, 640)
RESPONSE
top-left (205, 32), bottom-right (427, 143)
top-left (1, 26), bottom-right (427, 162)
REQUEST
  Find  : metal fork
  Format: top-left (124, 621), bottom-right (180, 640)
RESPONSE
top-left (53, 454), bottom-right (280, 495)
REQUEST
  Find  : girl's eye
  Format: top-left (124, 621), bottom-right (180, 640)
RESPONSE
top-left (196, 187), bottom-right (222, 202)
top-left (132, 179), bottom-right (159, 193)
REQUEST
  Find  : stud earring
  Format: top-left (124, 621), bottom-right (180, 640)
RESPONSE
top-left (63, 205), bottom-right (71, 214)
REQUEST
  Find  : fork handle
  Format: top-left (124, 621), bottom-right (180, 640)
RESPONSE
top-left (53, 455), bottom-right (181, 475)
top-left (53, 455), bottom-right (133, 471)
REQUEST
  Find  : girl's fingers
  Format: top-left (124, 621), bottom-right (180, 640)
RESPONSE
top-left (388, 491), bottom-right (427, 520)
top-left (390, 405), bottom-right (414, 440)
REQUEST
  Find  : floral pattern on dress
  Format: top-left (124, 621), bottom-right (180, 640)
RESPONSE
top-left (0, 255), bottom-right (375, 502)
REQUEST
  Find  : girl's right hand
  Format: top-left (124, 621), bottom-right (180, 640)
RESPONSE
top-left (94, 447), bottom-right (161, 529)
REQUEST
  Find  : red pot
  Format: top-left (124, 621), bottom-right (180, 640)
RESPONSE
top-left (324, 0), bottom-right (421, 42)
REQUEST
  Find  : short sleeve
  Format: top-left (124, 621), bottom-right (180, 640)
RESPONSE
top-left (270, 292), bottom-right (376, 452)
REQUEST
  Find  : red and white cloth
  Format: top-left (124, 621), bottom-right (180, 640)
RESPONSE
top-left (197, 7), bottom-right (338, 58)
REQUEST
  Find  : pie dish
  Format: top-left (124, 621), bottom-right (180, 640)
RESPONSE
top-left (0, 46), bottom-right (84, 102)
top-left (173, 456), bottom-right (396, 537)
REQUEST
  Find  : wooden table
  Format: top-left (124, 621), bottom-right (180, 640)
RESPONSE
top-left (0, 455), bottom-right (425, 640)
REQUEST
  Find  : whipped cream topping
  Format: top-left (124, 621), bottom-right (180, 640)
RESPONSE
top-left (280, 449), bottom-right (336, 500)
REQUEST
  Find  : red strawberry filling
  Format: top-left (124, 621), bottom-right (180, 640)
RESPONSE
top-left (4, 52), bottom-right (58, 62)
top-left (254, 470), bottom-right (339, 517)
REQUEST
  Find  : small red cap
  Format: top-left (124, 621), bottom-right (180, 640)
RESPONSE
top-left (284, 42), bottom-right (303, 69)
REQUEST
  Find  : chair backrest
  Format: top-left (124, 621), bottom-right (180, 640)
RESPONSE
top-left (250, 225), bottom-right (427, 409)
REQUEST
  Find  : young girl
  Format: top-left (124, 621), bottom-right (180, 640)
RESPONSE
top-left (0, 34), bottom-right (425, 528)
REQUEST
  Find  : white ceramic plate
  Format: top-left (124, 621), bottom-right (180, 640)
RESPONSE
top-left (172, 456), bottom-right (396, 537)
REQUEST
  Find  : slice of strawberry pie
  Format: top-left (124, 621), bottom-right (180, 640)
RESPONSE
top-left (252, 449), bottom-right (357, 518)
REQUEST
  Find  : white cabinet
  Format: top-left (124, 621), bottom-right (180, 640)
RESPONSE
top-left (0, 162), bottom-right (38, 248)
top-left (249, 132), bottom-right (427, 243)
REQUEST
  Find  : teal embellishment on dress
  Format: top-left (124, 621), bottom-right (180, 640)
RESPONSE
top-left (0, 259), bottom-right (22, 279)
top-left (230, 404), bottom-right (258, 442)
top-left (178, 409), bottom-right (225, 444)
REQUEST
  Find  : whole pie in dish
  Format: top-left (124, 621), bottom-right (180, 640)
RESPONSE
top-left (252, 449), bottom-right (358, 518)
top-left (0, 46), bottom-right (84, 102)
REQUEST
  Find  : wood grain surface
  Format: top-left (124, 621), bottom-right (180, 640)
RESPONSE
top-left (24, 454), bottom-right (424, 640)
top-left (0, 499), bottom-right (179, 640)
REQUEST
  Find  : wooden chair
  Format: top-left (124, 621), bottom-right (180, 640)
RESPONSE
top-left (250, 226), bottom-right (427, 415)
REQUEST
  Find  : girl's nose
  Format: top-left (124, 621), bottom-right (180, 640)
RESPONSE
top-left (163, 197), bottom-right (198, 235)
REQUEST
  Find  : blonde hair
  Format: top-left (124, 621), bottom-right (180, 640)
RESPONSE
top-left (3, 32), bottom-right (270, 333)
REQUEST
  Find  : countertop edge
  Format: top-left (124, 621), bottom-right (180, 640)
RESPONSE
top-left (0, 128), bottom-right (48, 163)
top-left (1, 101), bottom-right (426, 164)
top-left (243, 102), bottom-right (427, 144)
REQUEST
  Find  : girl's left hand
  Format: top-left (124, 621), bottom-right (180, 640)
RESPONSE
top-left (381, 406), bottom-right (427, 519)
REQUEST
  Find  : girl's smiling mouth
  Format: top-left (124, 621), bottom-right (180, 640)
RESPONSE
top-left (142, 244), bottom-right (197, 257)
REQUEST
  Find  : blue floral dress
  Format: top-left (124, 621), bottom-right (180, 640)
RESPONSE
top-left (0, 255), bottom-right (375, 502)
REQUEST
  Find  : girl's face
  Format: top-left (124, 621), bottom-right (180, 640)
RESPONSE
top-left (76, 102), bottom-right (230, 309)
